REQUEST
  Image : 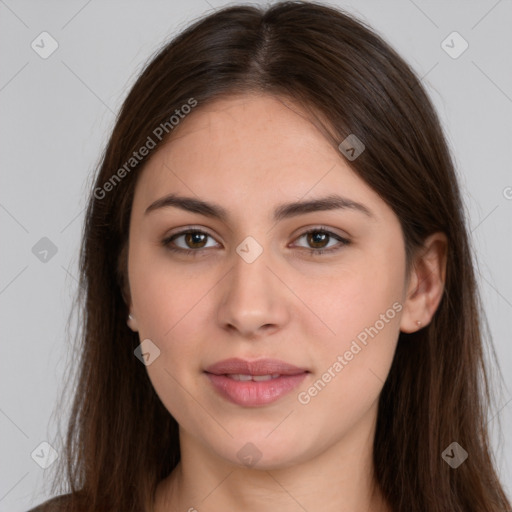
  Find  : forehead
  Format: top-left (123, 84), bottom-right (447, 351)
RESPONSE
top-left (131, 93), bottom-right (385, 221)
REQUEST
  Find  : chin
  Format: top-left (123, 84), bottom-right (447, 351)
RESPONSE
top-left (210, 433), bottom-right (309, 471)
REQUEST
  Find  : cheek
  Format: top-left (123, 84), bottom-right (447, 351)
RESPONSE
top-left (128, 244), bottom-right (209, 338)
top-left (311, 246), bottom-right (404, 350)
top-left (295, 284), bottom-right (401, 441)
top-left (297, 241), bottom-right (404, 408)
top-left (128, 247), bottom-right (212, 426)
top-left (128, 246), bottom-right (218, 412)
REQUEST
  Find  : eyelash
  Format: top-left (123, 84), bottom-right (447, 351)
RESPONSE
top-left (161, 227), bottom-right (350, 257)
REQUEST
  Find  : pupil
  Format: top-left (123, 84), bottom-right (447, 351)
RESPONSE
top-left (309, 232), bottom-right (327, 248)
top-left (187, 232), bottom-right (206, 248)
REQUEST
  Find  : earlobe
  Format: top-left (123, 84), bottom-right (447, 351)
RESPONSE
top-left (399, 232), bottom-right (448, 333)
top-left (127, 313), bottom-right (139, 332)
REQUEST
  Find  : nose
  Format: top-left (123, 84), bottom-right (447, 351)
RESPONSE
top-left (216, 243), bottom-right (290, 340)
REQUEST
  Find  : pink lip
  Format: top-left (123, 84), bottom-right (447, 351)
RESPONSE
top-left (204, 358), bottom-right (309, 407)
top-left (205, 357), bottom-right (308, 376)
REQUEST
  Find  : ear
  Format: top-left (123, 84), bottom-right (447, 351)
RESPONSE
top-left (118, 243), bottom-right (138, 332)
top-left (122, 287), bottom-right (138, 332)
top-left (400, 232), bottom-right (448, 333)
top-left (127, 310), bottom-right (139, 332)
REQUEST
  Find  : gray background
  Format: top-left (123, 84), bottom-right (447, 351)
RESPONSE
top-left (1, 0), bottom-right (511, 510)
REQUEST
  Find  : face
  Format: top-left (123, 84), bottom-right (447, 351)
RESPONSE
top-left (127, 93), bottom-right (409, 469)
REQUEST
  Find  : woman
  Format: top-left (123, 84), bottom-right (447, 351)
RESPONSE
top-left (29, 1), bottom-right (511, 511)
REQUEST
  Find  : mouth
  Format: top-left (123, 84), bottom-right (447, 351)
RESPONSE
top-left (204, 358), bottom-right (309, 407)
top-left (204, 357), bottom-right (308, 376)
top-left (221, 373), bottom-right (282, 381)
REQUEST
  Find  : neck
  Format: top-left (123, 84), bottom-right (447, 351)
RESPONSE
top-left (154, 407), bottom-right (390, 512)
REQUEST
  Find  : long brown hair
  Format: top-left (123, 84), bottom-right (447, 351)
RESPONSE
top-left (41, 2), bottom-right (510, 511)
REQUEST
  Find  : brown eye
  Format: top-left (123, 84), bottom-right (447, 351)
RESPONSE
top-left (182, 232), bottom-right (208, 249)
top-left (162, 229), bottom-right (218, 254)
top-left (294, 228), bottom-right (350, 256)
top-left (162, 227), bottom-right (350, 257)
top-left (306, 231), bottom-right (330, 249)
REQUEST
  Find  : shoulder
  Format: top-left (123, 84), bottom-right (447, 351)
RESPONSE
top-left (27, 493), bottom-right (73, 512)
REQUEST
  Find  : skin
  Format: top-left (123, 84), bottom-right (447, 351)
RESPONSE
top-left (126, 93), bottom-right (447, 512)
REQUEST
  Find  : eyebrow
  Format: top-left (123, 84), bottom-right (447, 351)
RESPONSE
top-left (144, 193), bottom-right (374, 222)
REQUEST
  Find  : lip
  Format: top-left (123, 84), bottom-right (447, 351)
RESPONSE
top-left (204, 358), bottom-right (309, 407)
top-left (204, 357), bottom-right (308, 376)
